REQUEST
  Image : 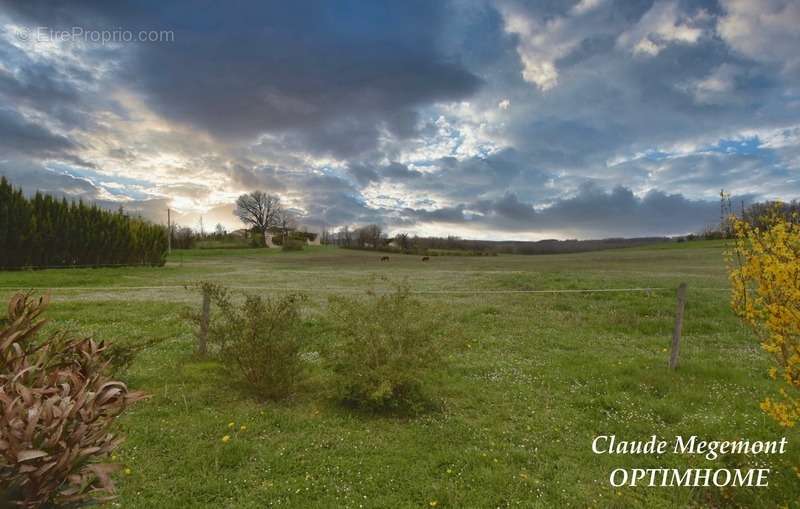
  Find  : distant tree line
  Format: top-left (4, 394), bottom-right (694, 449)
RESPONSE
top-left (325, 224), bottom-right (388, 250)
top-left (686, 192), bottom-right (800, 242)
top-left (322, 224), bottom-right (667, 255)
top-left (169, 223), bottom-right (236, 250)
top-left (741, 200), bottom-right (800, 229)
top-left (0, 177), bottom-right (167, 269)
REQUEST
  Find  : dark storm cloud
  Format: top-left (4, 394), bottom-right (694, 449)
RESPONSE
top-left (382, 162), bottom-right (423, 181)
top-left (2, 1), bottom-right (481, 158)
top-left (0, 160), bottom-right (97, 198)
top-left (298, 177), bottom-right (388, 227)
top-left (396, 183), bottom-right (751, 237)
top-left (1, 0), bottom-right (799, 239)
top-left (381, 149), bottom-right (554, 204)
top-left (228, 164), bottom-right (287, 193)
top-left (345, 163), bottom-right (380, 187)
top-left (0, 108), bottom-right (74, 156)
top-left (0, 23), bottom-right (115, 131)
top-left (0, 160), bottom-right (177, 225)
top-left (0, 56), bottom-right (78, 109)
top-left (493, 0), bottom-right (796, 174)
top-left (526, 184), bottom-right (725, 236)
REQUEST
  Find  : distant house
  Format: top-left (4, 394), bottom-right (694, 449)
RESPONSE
top-left (268, 226), bottom-right (320, 247)
top-left (230, 226), bottom-right (319, 247)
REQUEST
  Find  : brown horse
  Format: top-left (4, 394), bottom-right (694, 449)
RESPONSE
top-left (380, 256), bottom-right (390, 262)
top-left (421, 256), bottom-right (430, 261)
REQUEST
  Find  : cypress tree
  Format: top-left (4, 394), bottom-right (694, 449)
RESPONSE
top-left (0, 178), bottom-right (168, 269)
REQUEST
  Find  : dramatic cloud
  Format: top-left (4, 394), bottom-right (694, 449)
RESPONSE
top-left (616, 1), bottom-right (709, 57)
top-left (0, 0), bottom-right (799, 239)
top-left (717, 0), bottom-right (800, 74)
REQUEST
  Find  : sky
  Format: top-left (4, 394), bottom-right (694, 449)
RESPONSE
top-left (0, 0), bottom-right (798, 240)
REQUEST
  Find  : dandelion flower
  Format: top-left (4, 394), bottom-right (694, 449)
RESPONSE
top-left (429, 501), bottom-right (438, 507)
top-left (124, 468), bottom-right (132, 475)
top-left (222, 435), bottom-right (231, 443)
top-left (228, 422), bottom-right (235, 428)
top-left (240, 425), bottom-right (247, 431)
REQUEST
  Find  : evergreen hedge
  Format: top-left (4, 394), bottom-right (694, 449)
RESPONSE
top-left (0, 177), bottom-right (168, 268)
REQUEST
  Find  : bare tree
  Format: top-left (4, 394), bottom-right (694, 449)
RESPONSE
top-left (339, 225), bottom-right (352, 247)
top-left (276, 208), bottom-right (297, 243)
top-left (234, 191), bottom-right (281, 246)
top-left (394, 233), bottom-right (410, 250)
top-left (357, 224), bottom-right (383, 249)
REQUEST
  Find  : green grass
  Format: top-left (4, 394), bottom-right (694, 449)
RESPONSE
top-left (1, 241), bottom-right (797, 508)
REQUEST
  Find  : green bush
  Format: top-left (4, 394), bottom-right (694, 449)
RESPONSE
top-left (282, 239), bottom-right (305, 251)
top-left (202, 287), bottom-right (308, 400)
top-left (325, 285), bottom-right (444, 413)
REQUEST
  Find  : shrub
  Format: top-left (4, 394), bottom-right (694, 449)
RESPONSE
top-left (728, 208), bottom-right (800, 427)
top-left (281, 239), bottom-right (305, 251)
top-left (202, 287), bottom-right (308, 400)
top-left (0, 293), bottom-right (146, 507)
top-left (325, 285), bottom-right (444, 413)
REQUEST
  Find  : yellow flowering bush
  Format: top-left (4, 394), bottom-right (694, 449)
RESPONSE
top-left (728, 207), bottom-right (800, 426)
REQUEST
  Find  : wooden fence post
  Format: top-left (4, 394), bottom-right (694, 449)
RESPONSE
top-left (669, 282), bottom-right (687, 370)
top-left (198, 288), bottom-right (210, 355)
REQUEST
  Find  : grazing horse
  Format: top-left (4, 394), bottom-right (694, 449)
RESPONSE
top-left (380, 256), bottom-right (390, 262)
top-left (421, 256), bottom-right (430, 261)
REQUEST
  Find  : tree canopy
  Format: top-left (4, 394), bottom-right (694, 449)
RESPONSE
top-left (233, 191), bottom-right (282, 245)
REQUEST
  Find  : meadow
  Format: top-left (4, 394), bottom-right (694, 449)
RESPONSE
top-left (0, 241), bottom-right (797, 508)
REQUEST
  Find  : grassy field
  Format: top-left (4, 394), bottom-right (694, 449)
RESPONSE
top-left (1, 241), bottom-right (797, 508)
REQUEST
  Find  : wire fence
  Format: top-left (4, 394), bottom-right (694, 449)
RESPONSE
top-left (0, 285), bottom-right (729, 294)
top-left (0, 262), bottom-right (165, 270)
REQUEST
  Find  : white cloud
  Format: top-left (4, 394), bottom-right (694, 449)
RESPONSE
top-left (570, 0), bottom-right (605, 16)
top-left (498, 99), bottom-right (511, 110)
top-left (718, 0), bottom-right (800, 74)
top-left (679, 64), bottom-right (741, 105)
top-left (499, 6), bottom-right (583, 91)
top-left (617, 1), bottom-right (706, 57)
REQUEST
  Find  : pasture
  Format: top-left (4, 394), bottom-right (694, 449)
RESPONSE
top-left (0, 241), bottom-right (797, 508)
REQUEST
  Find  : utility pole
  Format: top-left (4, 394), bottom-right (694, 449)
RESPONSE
top-left (167, 208), bottom-right (172, 254)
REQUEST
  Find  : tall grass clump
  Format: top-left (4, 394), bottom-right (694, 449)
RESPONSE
top-left (326, 285), bottom-right (445, 413)
top-left (0, 293), bottom-right (146, 507)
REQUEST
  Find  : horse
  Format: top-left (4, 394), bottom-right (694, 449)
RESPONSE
top-left (421, 256), bottom-right (430, 261)
top-left (380, 256), bottom-right (390, 262)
